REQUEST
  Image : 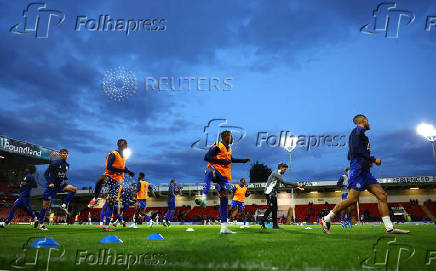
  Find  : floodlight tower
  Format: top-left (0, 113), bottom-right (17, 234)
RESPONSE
top-left (416, 123), bottom-right (436, 165)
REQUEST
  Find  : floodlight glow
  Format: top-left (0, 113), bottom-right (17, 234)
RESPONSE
top-left (416, 123), bottom-right (436, 141)
top-left (123, 148), bottom-right (132, 160)
top-left (281, 135), bottom-right (298, 153)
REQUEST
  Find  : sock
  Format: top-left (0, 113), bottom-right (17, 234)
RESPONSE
top-left (116, 213), bottom-right (123, 222)
top-left (164, 211), bottom-right (169, 221)
top-left (39, 208), bottom-right (47, 225)
top-left (220, 222), bottom-right (227, 231)
top-left (100, 210), bottom-right (105, 223)
top-left (243, 217), bottom-right (246, 225)
top-left (5, 209), bottom-right (15, 224)
top-left (25, 207), bottom-right (36, 219)
top-left (382, 216), bottom-right (393, 231)
top-left (99, 221), bottom-right (103, 226)
top-left (340, 216), bottom-right (345, 222)
top-left (94, 182), bottom-right (102, 199)
top-left (64, 191), bottom-right (76, 205)
top-left (324, 211), bottom-right (336, 223)
top-left (219, 197), bottom-right (228, 223)
top-left (347, 213), bottom-right (352, 223)
top-left (202, 170), bottom-right (213, 195)
top-left (168, 211), bottom-right (174, 222)
top-left (105, 206), bottom-right (113, 226)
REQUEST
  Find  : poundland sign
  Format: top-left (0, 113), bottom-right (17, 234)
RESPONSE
top-left (0, 136), bottom-right (54, 161)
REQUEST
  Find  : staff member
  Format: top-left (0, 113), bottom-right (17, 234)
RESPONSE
top-left (261, 163), bottom-right (304, 229)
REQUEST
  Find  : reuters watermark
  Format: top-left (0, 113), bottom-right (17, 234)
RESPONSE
top-left (75, 249), bottom-right (166, 269)
top-left (145, 76), bottom-right (233, 92)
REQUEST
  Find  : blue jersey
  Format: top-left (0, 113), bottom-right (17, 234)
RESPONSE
top-left (168, 183), bottom-right (178, 201)
top-left (19, 173), bottom-right (37, 199)
top-left (44, 159), bottom-right (69, 187)
top-left (348, 126), bottom-right (376, 172)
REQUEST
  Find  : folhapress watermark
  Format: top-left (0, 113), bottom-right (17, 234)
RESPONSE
top-left (256, 131), bottom-right (346, 151)
top-left (75, 15), bottom-right (166, 36)
top-left (11, 2), bottom-right (166, 38)
top-left (361, 2), bottom-right (436, 38)
top-left (75, 249), bottom-right (166, 269)
top-left (191, 119), bottom-right (246, 151)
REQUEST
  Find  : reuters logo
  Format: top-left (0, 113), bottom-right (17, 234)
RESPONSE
top-left (101, 66), bottom-right (137, 101)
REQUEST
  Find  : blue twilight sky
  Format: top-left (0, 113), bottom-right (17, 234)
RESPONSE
top-left (1, 0), bottom-right (435, 187)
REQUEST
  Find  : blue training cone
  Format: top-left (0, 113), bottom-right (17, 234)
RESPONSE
top-left (146, 234), bottom-right (164, 240)
top-left (268, 223), bottom-right (273, 227)
top-left (28, 238), bottom-right (59, 248)
top-left (433, 226), bottom-right (436, 229)
top-left (100, 235), bottom-right (123, 243)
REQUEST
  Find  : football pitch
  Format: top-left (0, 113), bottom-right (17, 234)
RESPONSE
top-left (0, 224), bottom-right (435, 271)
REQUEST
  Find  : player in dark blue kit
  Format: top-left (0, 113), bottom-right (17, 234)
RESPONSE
top-left (320, 115), bottom-right (409, 234)
top-left (336, 167), bottom-right (352, 228)
top-left (112, 183), bottom-right (136, 227)
top-left (0, 165), bottom-right (39, 228)
top-left (38, 149), bottom-right (77, 231)
top-left (163, 179), bottom-right (180, 227)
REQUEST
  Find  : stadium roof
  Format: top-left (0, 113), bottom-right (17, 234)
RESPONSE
top-left (0, 135), bottom-right (56, 167)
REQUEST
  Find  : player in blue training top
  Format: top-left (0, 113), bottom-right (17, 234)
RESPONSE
top-left (320, 114), bottom-right (409, 234)
top-left (0, 165), bottom-right (39, 228)
top-left (336, 167), bottom-right (352, 228)
top-left (38, 149), bottom-right (77, 231)
top-left (163, 179), bottom-right (180, 227)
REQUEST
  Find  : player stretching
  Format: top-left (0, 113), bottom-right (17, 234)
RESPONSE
top-left (163, 179), bottom-right (180, 227)
top-left (130, 172), bottom-right (155, 228)
top-left (195, 130), bottom-right (250, 234)
top-left (38, 149), bottom-right (77, 231)
top-left (337, 167), bottom-right (352, 228)
top-left (101, 139), bottom-right (134, 232)
top-left (0, 165), bottom-right (39, 228)
top-left (261, 163), bottom-right (304, 229)
top-left (320, 114), bottom-right (409, 234)
top-left (230, 178), bottom-right (251, 228)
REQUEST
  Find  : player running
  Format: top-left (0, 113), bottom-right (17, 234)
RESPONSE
top-left (38, 149), bottom-right (77, 231)
top-left (112, 183), bottom-right (136, 227)
top-left (163, 179), bottom-right (180, 227)
top-left (337, 167), bottom-right (353, 228)
top-left (130, 172), bottom-right (156, 228)
top-left (320, 114), bottom-right (410, 234)
top-left (229, 178), bottom-right (251, 228)
top-left (101, 139), bottom-right (135, 232)
top-left (195, 130), bottom-right (250, 234)
top-left (0, 165), bottom-right (39, 228)
top-left (261, 163), bottom-right (304, 229)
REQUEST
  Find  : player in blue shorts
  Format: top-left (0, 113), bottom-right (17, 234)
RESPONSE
top-left (0, 165), bottom-right (39, 228)
top-left (337, 167), bottom-right (352, 228)
top-left (130, 172), bottom-right (155, 228)
top-left (230, 178), bottom-right (251, 228)
top-left (38, 149), bottom-right (77, 231)
top-left (112, 183), bottom-right (136, 227)
top-left (163, 179), bottom-right (180, 227)
top-left (195, 131), bottom-right (250, 234)
top-left (320, 115), bottom-right (409, 234)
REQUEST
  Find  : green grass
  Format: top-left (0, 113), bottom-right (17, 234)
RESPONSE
top-left (0, 224), bottom-right (435, 270)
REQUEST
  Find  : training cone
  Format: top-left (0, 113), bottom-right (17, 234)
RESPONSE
top-left (146, 234), bottom-right (164, 240)
top-left (100, 235), bottom-right (123, 243)
top-left (186, 228), bottom-right (195, 232)
top-left (305, 227), bottom-right (312, 230)
top-left (433, 226), bottom-right (436, 229)
top-left (28, 238), bottom-right (59, 248)
top-left (268, 223), bottom-right (273, 227)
